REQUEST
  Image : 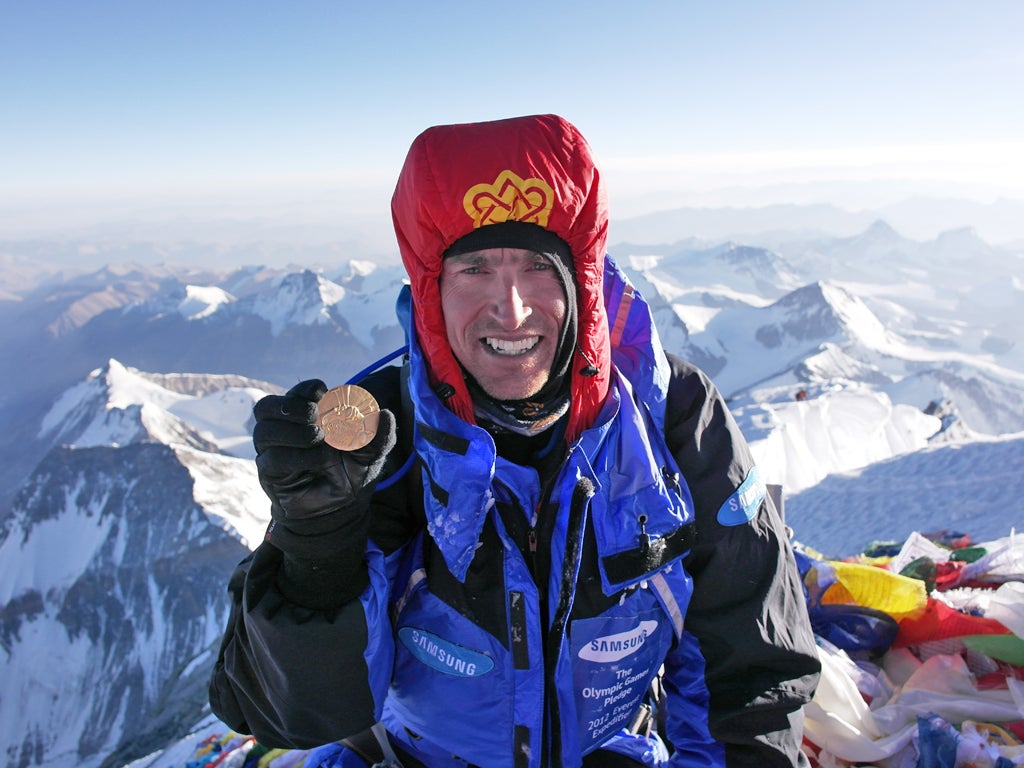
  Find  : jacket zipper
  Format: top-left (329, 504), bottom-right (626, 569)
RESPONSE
top-left (543, 476), bottom-right (595, 767)
top-left (530, 474), bottom-right (558, 766)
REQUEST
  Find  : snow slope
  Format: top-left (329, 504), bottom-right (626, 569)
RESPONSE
top-left (785, 432), bottom-right (1024, 556)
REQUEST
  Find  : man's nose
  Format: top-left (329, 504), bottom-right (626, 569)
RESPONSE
top-left (491, 277), bottom-right (532, 328)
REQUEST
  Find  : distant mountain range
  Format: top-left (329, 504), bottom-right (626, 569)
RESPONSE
top-left (4, 196), bottom-right (1023, 278)
top-left (610, 197), bottom-right (1024, 248)
top-left (0, 217), bottom-right (1022, 767)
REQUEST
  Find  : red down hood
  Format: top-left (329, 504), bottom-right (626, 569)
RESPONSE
top-left (391, 114), bottom-right (611, 442)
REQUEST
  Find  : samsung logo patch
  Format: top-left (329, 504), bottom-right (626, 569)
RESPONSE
top-left (717, 466), bottom-right (766, 526)
top-left (578, 620), bottom-right (659, 663)
top-left (399, 627), bottom-right (494, 678)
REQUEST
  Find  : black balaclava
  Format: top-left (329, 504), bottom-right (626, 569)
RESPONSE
top-left (444, 221), bottom-right (578, 436)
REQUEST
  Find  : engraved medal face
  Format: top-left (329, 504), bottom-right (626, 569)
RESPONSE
top-left (317, 385), bottom-right (380, 451)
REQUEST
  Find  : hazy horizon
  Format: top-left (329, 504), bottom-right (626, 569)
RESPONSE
top-left (4, 3), bottom-right (1023, 237)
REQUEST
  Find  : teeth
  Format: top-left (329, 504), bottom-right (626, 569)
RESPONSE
top-left (485, 337), bottom-right (539, 355)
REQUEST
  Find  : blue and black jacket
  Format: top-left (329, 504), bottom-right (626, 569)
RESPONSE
top-left (210, 257), bottom-right (820, 767)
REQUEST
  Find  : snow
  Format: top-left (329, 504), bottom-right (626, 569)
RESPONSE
top-left (251, 270), bottom-right (346, 335)
top-left (0, 618), bottom-right (112, 768)
top-left (0, 476), bottom-right (115, 602)
top-left (40, 360), bottom-right (184, 445)
top-left (670, 302), bottom-right (720, 334)
top-left (738, 384), bottom-right (941, 494)
top-left (785, 433), bottom-right (1024, 556)
top-left (23, 359), bottom-right (272, 561)
top-left (104, 359), bottom-right (185, 411)
top-left (168, 386), bottom-right (263, 458)
top-left (348, 259), bottom-right (377, 276)
top-left (332, 263), bottom-right (409, 351)
top-left (819, 282), bottom-right (893, 350)
top-left (38, 376), bottom-right (101, 437)
top-left (120, 716), bottom-right (224, 768)
top-left (176, 446), bottom-right (267, 549)
top-left (176, 284), bottom-right (235, 320)
top-left (37, 360), bottom-right (264, 458)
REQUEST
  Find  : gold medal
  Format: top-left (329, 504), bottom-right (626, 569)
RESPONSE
top-left (317, 384), bottom-right (380, 451)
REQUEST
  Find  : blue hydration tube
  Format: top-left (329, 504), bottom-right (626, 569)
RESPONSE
top-left (346, 345), bottom-right (416, 491)
top-left (344, 345), bottom-right (409, 385)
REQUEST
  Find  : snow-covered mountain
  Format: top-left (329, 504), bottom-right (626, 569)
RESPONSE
top-left (607, 226), bottom-right (1022, 499)
top-left (0, 259), bottom-right (408, 510)
top-left (0, 219), bottom-right (1022, 768)
top-left (0, 361), bottom-right (273, 768)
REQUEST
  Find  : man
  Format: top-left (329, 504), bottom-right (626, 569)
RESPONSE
top-left (210, 114), bottom-right (820, 767)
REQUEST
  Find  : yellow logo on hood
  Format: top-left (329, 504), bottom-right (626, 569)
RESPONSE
top-left (463, 170), bottom-right (554, 228)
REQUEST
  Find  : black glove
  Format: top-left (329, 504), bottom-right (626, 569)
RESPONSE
top-left (252, 378), bottom-right (397, 608)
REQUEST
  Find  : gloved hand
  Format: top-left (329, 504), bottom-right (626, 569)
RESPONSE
top-left (252, 378), bottom-right (397, 607)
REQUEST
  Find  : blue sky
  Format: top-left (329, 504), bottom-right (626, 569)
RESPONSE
top-left (2, 0), bottom-right (1022, 242)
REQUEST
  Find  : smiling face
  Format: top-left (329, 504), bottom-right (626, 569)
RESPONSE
top-left (440, 247), bottom-right (568, 402)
